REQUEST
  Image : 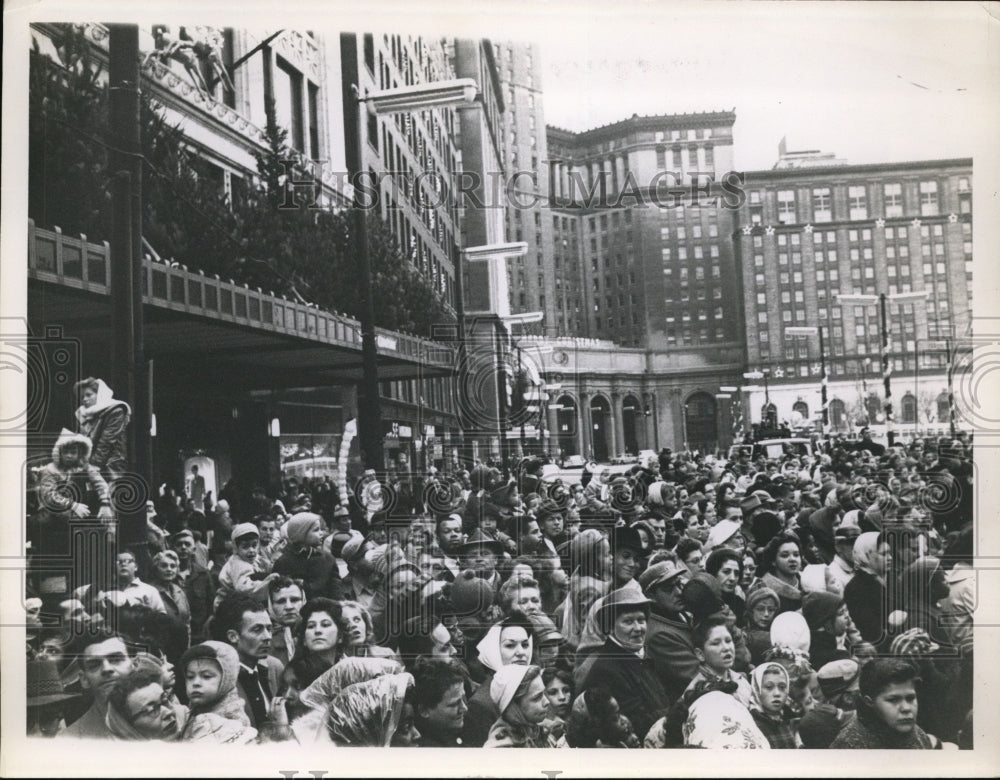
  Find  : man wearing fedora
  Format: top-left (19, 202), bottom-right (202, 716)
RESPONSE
top-left (27, 656), bottom-right (80, 737)
top-left (456, 532), bottom-right (505, 591)
top-left (640, 559), bottom-right (701, 702)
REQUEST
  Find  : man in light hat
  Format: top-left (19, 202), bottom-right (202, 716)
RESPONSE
top-left (640, 559), bottom-right (700, 701)
top-left (325, 505), bottom-right (354, 559)
top-left (826, 524), bottom-right (861, 595)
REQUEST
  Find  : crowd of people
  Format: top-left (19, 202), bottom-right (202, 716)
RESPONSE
top-left (23, 377), bottom-right (976, 749)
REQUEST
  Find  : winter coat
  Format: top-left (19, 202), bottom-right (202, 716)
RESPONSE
top-left (830, 706), bottom-right (938, 749)
top-left (181, 563), bottom-right (218, 644)
top-left (580, 639), bottom-right (671, 740)
top-left (75, 379), bottom-right (130, 477)
top-left (844, 569), bottom-right (889, 647)
top-left (273, 546), bottom-right (344, 601)
top-left (645, 607), bottom-right (700, 702)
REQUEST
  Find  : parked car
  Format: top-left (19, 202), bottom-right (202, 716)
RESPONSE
top-left (562, 455), bottom-right (586, 468)
top-left (635, 449), bottom-right (658, 465)
top-left (728, 438), bottom-right (813, 462)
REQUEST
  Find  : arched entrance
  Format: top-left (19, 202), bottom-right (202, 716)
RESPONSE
top-left (555, 395), bottom-right (578, 457)
top-left (684, 392), bottom-right (718, 454)
top-left (792, 400), bottom-right (809, 428)
top-left (829, 398), bottom-right (847, 432)
top-left (590, 395), bottom-right (611, 462)
top-left (622, 394), bottom-right (641, 455)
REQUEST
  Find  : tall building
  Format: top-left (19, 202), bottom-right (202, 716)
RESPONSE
top-left (545, 111), bottom-right (741, 351)
top-left (731, 153), bottom-right (972, 433)
top-left (341, 32), bottom-right (463, 309)
top-left (494, 41), bottom-right (555, 333)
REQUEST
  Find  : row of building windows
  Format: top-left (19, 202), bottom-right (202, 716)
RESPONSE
top-left (746, 178), bottom-right (970, 224)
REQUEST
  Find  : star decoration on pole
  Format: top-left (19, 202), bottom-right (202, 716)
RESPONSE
top-left (875, 218), bottom-right (885, 228)
top-left (742, 225), bottom-right (753, 235)
top-left (948, 213), bottom-right (959, 223)
top-left (773, 367), bottom-right (785, 378)
top-left (911, 218), bottom-right (922, 228)
top-left (803, 224), bottom-right (814, 234)
top-left (765, 225), bottom-right (775, 235)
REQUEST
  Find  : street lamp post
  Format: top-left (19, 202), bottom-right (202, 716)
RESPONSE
top-left (743, 369), bottom-right (772, 427)
top-left (785, 325), bottom-right (828, 433)
top-left (349, 79), bottom-right (479, 471)
top-left (837, 290), bottom-right (928, 448)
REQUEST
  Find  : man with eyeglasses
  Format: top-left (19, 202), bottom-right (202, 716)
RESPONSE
top-left (639, 559), bottom-right (700, 702)
top-left (61, 630), bottom-right (133, 738)
top-left (112, 551), bottom-right (166, 613)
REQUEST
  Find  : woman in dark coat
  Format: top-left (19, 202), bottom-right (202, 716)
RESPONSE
top-left (843, 532), bottom-right (892, 648)
top-left (579, 588), bottom-right (669, 740)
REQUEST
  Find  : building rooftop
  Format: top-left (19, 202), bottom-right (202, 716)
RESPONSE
top-left (546, 108), bottom-right (737, 143)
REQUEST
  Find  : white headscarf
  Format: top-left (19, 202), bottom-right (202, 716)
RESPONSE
top-left (476, 622), bottom-right (534, 673)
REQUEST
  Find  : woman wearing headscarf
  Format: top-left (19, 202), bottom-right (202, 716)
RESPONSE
top-left (844, 531), bottom-right (893, 648)
top-left (483, 664), bottom-right (558, 748)
top-left (748, 662), bottom-right (799, 748)
top-left (325, 672), bottom-right (419, 746)
top-left (74, 377), bottom-right (130, 481)
top-left (105, 669), bottom-right (190, 742)
top-left (555, 529), bottom-right (611, 653)
top-left (682, 690), bottom-right (770, 749)
top-left (462, 612), bottom-right (534, 747)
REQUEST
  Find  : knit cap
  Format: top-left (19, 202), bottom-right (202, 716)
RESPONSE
top-left (745, 586), bottom-right (780, 614)
top-left (449, 569), bottom-right (495, 615)
top-left (798, 705), bottom-right (846, 748)
top-left (286, 512), bottom-right (322, 546)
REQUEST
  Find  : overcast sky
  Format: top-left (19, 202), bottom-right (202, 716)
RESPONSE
top-left (531, 2), bottom-right (998, 171)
